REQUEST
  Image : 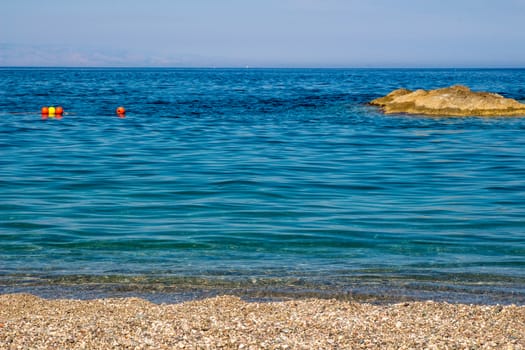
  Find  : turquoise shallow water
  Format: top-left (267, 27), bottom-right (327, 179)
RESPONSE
top-left (1, 68), bottom-right (525, 303)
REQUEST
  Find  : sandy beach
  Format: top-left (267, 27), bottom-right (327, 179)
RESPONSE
top-left (1, 293), bottom-right (524, 349)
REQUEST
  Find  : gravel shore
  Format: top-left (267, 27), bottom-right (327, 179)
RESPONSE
top-left (1, 293), bottom-right (524, 349)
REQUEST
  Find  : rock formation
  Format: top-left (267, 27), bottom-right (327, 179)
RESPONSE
top-left (370, 85), bottom-right (525, 116)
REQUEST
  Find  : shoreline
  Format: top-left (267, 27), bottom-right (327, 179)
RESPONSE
top-left (2, 274), bottom-right (525, 306)
top-left (1, 293), bottom-right (524, 349)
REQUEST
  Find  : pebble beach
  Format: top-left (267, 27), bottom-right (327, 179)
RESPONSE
top-left (1, 293), bottom-right (524, 349)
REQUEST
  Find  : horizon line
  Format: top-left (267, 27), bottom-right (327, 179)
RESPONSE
top-left (1, 65), bottom-right (525, 70)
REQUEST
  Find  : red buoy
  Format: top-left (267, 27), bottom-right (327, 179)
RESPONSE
top-left (41, 106), bottom-right (49, 115)
top-left (116, 106), bottom-right (126, 115)
top-left (55, 106), bottom-right (64, 115)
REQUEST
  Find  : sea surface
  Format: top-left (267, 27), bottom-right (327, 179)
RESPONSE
top-left (1, 68), bottom-right (525, 304)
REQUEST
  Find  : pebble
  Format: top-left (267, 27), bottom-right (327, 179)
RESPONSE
top-left (0, 293), bottom-right (524, 349)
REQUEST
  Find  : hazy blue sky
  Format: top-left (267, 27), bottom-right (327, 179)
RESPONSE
top-left (1, 0), bottom-right (524, 67)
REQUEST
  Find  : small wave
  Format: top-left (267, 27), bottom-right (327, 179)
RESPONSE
top-left (149, 100), bottom-right (171, 105)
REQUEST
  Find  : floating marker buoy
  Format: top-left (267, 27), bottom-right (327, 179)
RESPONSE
top-left (41, 105), bottom-right (64, 118)
top-left (116, 106), bottom-right (126, 115)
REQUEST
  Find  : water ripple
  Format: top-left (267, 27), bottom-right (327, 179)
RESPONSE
top-left (1, 68), bottom-right (525, 301)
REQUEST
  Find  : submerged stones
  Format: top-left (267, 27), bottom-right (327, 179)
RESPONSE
top-left (370, 85), bottom-right (525, 116)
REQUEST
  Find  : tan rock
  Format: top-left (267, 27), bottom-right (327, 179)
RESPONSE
top-left (370, 85), bottom-right (525, 116)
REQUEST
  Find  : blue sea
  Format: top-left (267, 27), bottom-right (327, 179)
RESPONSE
top-left (1, 68), bottom-right (524, 304)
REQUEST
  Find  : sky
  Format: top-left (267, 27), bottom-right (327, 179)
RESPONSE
top-left (1, 0), bottom-right (524, 68)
